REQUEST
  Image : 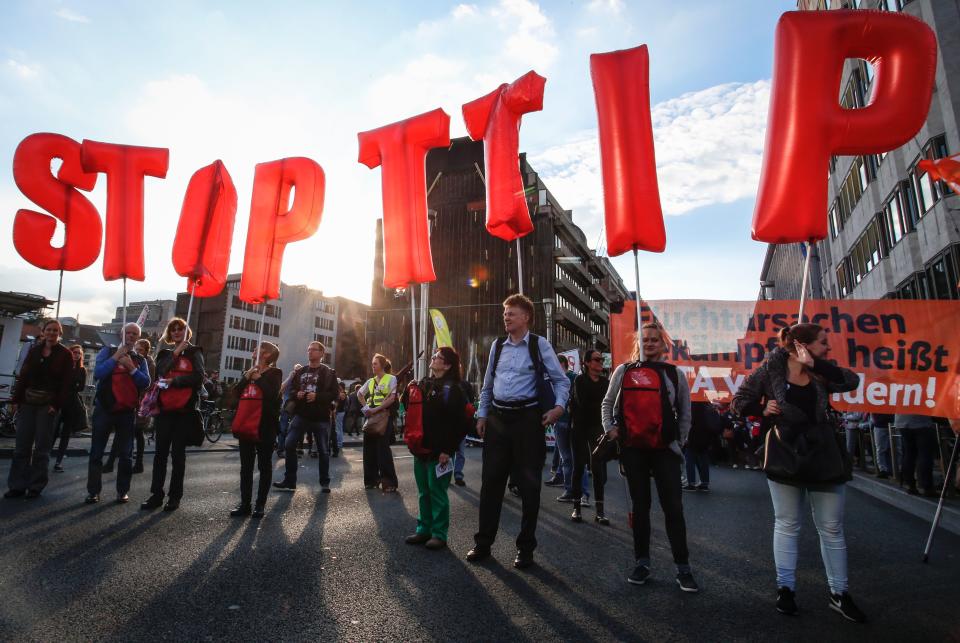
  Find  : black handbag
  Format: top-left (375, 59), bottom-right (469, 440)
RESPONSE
top-left (763, 423), bottom-right (851, 484)
top-left (184, 410), bottom-right (205, 447)
top-left (591, 432), bottom-right (620, 462)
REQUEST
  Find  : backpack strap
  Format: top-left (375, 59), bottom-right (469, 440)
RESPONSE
top-left (527, 333), bottom-right (545, 379)
top-left (489, 336), bottom-right (508, 381)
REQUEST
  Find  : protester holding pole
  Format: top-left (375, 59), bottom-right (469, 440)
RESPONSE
top-left (86, 322), bottom-right (150, 504)
top-left (601, 322), bottom-right (697, 593)
top-left (231, 342), bottom-right (281, 517)
top-left (141, 318), bottom-right (204, 512)
top-left (732, 323), bottom-right (864, 622)
top-left (5, 320), bottom-right (73, 499)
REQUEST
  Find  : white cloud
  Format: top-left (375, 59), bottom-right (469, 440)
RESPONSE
top-left (587, 0), bottom-right (624, 14)
top-left (54, 8), bottom-right (90, 23)
top-left (6, 58), bottom-right (40, 80)
top-left (369, 0), bottom-right (558, 129)
top-left (528, 79), bottom-right (770, 248)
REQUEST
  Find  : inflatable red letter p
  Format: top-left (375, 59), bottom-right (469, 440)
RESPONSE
top-left (752, 10), bottom-right (937, 243)
top-left (358, 108), bottom-right (450, 288)
top-left (239, 158), bottom-right (325, 304)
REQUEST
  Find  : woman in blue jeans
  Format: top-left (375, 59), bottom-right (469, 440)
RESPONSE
top-left (733, 323), bottom-right (864, 622)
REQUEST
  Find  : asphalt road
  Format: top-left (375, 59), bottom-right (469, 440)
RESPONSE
top-left (1, 446), bottom-right (958, 642)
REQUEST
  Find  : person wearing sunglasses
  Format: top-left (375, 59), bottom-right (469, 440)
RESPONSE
top-left (570, 349), bottom-right (610, 524)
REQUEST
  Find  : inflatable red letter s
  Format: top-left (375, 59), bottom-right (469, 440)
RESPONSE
top-left (172, 160), bottom-right (238, 298)
top-left (462, 70), bottom-right (546, 242)
top-left (358, 108), bottom-right (451, 289)
top-left (590, 45), bottom-right (666, 256)
top-left (239, 158), bottom-right (325, 304)
top-left (752, 10), bottom-right (937, 243)
top-left (12, 133), bottom-right (101, 271)
top-left (80, 140), bottom-right (169, 280)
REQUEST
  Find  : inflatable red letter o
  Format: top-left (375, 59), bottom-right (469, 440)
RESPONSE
top-left (462, 70), bottom-right (546, 242)
top-left (12, 133), bottom-right (101, 271)
top-left (239, 158), bottom-right (325, 304)
top-left (172, 160), bottom-right (238, 298)
top-left (358, 108), bottom-right (451, 288)
top-left (80, 140), bottom-right (169, 281)
top-left (752, 10), bottom-right (937, 243)
top-left (590, 45), bottom-right (666, 256)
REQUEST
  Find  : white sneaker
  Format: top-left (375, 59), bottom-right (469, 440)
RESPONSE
top-left (580, 498), bottom-right (591, 507)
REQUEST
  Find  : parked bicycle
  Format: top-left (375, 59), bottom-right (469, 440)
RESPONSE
top-left (200, 401), bottom-right (225, 443)
top-left (0, 384), bottom-right (17, 438)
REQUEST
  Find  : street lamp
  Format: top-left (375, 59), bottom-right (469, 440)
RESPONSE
top-left (542, 298), bottom-right (554, 345)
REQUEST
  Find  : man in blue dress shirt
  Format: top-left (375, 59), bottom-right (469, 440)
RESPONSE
top-left (466, 294), bottom-right (570, 569)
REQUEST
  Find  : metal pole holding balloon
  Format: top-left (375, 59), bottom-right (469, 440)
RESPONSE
top-left (409, 287), bottom-right (418, 379)
top-left (55, 270), bottom-right (63, 319)
top-left (632, 247), bottom-right (642, 333)
top-left (798, 239), bottom-right (814, 320)
top-left (122, 278), bottom-right (127, 327)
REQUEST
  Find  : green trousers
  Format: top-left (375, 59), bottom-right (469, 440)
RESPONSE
top-left (414, 456), bottom-right (452, 541)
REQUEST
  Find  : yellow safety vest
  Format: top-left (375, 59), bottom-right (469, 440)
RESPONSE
top-left (368, 374), bottom-right (396, 408)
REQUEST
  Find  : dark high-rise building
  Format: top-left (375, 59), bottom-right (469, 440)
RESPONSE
top-left (761, 0), bottom-right (959, 302)
top-left (366, 137), bottom-right (628, 389)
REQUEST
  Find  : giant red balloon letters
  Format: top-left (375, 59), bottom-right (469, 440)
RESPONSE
top-left (8, 11), bottom-right (943, 292)
top-left (239, 158), bottom-right (325, 304)
top-left (358, 108), bottom-right (451, 289)
top-left (462, 70), bottom-right (546, 242)
top-left (172, 160), bottom-right (238, 298)
top-left (752, 10), bottom-right (937, 243)
top-left (919, 155), bottom-right (960, 195)
top-left (12, 133), bottom-right (101, 272)
top-left (80, 140), bottom-right (170, 281)
top-left (590, 45), bottom-right (666, 256)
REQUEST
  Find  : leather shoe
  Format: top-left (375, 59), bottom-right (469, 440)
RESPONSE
top-left (163, 500), bottom-right (180, 511)
top-left (4, 489), bottom-right (26, 499)
top-left (230, 505), bottom-right (251, 517)
top-left (25, 489), bottom-right (41, 499)
top-left (466, 546), bottom-right (491, 562)
top-left (514, 550), bottom-right (534, 569)
top-left (115, 494), bottom-right (129, 504)
top-left (405, 533), bottom-right (430, 545)
top-left (425, 538), bottom-right (447, 550)
top-left (140, 495), bottom-right (163, 510)
top-left (252, 504), bottom-right (265, 518)
top-left (84, 494), bottom-right (100, 504)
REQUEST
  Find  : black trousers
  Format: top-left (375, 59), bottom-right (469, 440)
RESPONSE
top-left (239, 437), bottom-right (273, 507)
top-left (475, 407), bottom-right (546, 553)
top-left (150, 413), bottom-right (188, 501)
top-left (901, 426), bottom-right (938, 490)
top-left (363, 425), bottom-right (398, 487)
top-left (108, 423), bottom-right (145, 465)
top-left (621, 447), bottom-right (689, 566)
top-left (571, 424), bottom-right (607, 503)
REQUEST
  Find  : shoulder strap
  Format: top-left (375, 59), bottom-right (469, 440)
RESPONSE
top-left (528, 333), bottom-right (544, 376)
top-left (490, 337), bottom-right (507, 381)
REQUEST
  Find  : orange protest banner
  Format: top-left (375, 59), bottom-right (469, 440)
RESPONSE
top-left (611, 299), bottom-right (960, 418)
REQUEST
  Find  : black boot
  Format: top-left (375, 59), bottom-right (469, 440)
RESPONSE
top-left (571, 500), bottom-right (583, 523)
top-left (595, 501), bottom-right (609, 526)
top-left (230, 504), bottom-right (252, 517)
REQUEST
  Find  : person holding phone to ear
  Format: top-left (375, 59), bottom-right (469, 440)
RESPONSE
top-left (733, 323), bottom-right (863, 623)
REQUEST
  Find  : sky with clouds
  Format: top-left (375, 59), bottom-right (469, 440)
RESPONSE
top-left (0, 0), bottom-right (795, 323)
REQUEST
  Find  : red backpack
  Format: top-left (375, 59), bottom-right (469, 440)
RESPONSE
top-left (403, 380), bottom-right (431, 458)
top-left (159, 353), bottom-right (195, 411)
top-left (232, 381), bottom-right (263, 441)
top-left (616, 361), bottom-right (680, 449)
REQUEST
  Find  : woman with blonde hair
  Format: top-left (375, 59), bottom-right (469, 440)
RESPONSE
top-left (141, 317), bottom-right (204, 512)
top-left (601, 322), bottom-right (697, 592)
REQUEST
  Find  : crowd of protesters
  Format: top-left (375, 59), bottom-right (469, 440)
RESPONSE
top-left (8, 295), bottom-right (960, 626)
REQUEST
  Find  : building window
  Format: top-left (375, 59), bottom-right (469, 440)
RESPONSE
top-left (829, 200), bottom-right (840, 238)
top-left (911, 135), bottom-right (950, 216)
top-left (881, 188), bottom-right (906, 248)
top-left (836, 260), bottom-right (850, 298)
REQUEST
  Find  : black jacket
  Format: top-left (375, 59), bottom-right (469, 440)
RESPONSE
top-left (290, 364), bottom-right (338, 421)
top-left (422, 377), bottom-right (469, 458)
top-left (155, 345), bottom-right (205, 412)
top-left (13, 342), bottom-right (74, 411)
top-left (570, 373), bottom-right (608, 433)
top-left (235, 367), bottom-right (282, 441)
